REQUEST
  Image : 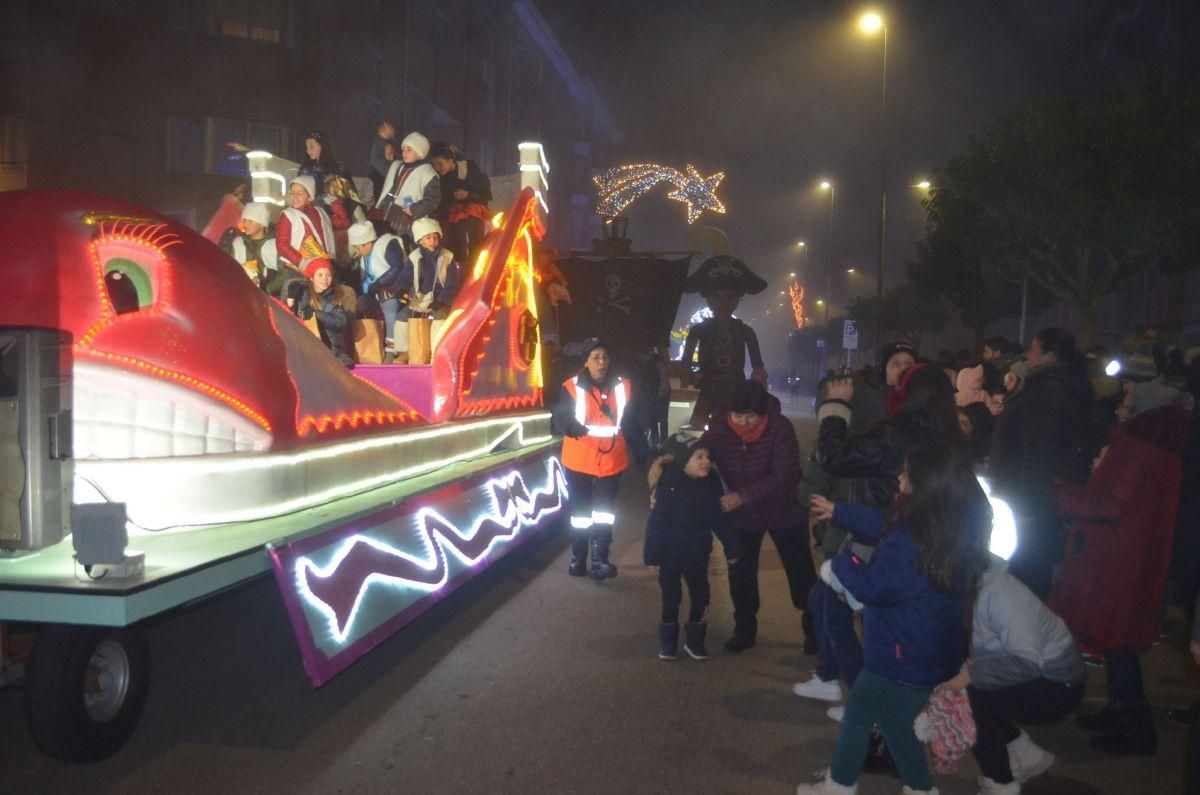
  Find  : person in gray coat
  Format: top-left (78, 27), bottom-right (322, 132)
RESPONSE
top-left (937, 555), bottom-right (1086, 794)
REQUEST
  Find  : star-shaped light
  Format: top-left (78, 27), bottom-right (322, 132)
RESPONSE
top-left (593, 163), bottom-right (727, 224)
top-left (666, 165), bottom-right (726, 224)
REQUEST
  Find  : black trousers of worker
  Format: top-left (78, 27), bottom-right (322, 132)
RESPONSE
top-left (564, 469), bottom-right (622, 541)
top-left (968, 677), bottom-right (1084, 783)
top-left (660, 557), bottom-right (710, 624)
top-left (727, 524), bottom-right (816, 642)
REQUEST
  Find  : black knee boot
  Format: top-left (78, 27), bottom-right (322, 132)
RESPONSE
top-left (589, 531), bottom-right (618, 580)
top-left (659, 623), bottom-right (678, 660)
top-left (684, 622), bottom-right (708, 660)
top-left (568, 531), bottom-right (589, 576)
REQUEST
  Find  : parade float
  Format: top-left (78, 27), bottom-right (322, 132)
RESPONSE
top-left (0, 180), bottom-right (566, 761)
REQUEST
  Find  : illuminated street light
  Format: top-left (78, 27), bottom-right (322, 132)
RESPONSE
top-left (788, 272), bottom-right (796, 278)
top-left (915, 180), bottom-right (931, 189)
top-left (859, 11), bottom-right (883, 34)
top-left (780, 290), bottom-right (786, 295)
top-left (858, 9), bottom-right (888, 357)
top-left (818, 180), bottom-right (835, 327)
top-left (797, 241), bottom-right (806, 248)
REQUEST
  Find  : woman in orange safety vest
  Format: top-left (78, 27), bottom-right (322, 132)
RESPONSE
top-left (552, 339), bottom-right (648, 580)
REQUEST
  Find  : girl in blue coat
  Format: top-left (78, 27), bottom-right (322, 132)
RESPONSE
top-left (644, 434), bottom-right (741, 661)
top-left (799, 442), bottom-right (991, 795)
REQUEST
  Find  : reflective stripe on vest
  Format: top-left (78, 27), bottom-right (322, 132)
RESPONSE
top-left (572, 376), bottom-right (627, 438)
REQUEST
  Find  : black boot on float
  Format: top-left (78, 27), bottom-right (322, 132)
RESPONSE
top-left (567, 531), bottom-right (589, 576)
top-left (589, 533), bottom-right (618, 581)
top-left (659, 623), bottom-right (678, 660)
top-left (684, 622), bottom-right (708, 660)
top-left (1091, 704), bottom-right (1158, 756)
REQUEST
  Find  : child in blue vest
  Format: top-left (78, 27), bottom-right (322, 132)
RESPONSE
top-left (798, 441), bottom-right (991, 795)
top-left (644, 434), bottom-right (741, 660)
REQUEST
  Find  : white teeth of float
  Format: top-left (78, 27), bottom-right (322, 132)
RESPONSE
top-left (72, 362), bottom-right (272, 459)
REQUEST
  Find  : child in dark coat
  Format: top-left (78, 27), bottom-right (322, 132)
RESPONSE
top-left (644, 434), bottom-right (741, 661)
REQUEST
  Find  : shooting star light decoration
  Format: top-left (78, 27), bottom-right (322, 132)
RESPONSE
top-left (594, 163), bottom-right (726, 224)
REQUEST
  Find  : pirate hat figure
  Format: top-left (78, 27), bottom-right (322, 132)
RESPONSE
top-left (683, 255), bottom-right (768, 298)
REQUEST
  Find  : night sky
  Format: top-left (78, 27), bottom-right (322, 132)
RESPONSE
top-left (547, 0), bottom-right (1132, 360)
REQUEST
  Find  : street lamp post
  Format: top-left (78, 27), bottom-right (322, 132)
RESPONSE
top-left (859, 11), bottom-right (887, 356)
top-left (819, 181), bottom-right (834, 327)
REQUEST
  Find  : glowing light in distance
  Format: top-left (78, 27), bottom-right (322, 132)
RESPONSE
top-left (1105, 359), bottom-right (1121, 377)
top-left (915, 180), bottom-right (932, 189)
top-left (820, 181), bottom-right (832, 190)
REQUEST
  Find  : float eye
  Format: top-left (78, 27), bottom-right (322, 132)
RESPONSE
top-left (102, 258), bottom-right (155, 314)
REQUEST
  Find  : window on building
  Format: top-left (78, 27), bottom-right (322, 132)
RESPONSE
top-left (199, 118), bottom-right (289, 177)
top-left (216, 0), bottom-right (285, 44)
top-left (247, 123), bottom-right (287, 157)
top-left (0, 116), bottom-right (27, 170)
top-left (0, 115), bottom-right (27, 192)
top-left (206, 118), bottom-right (248, 176)
top-left (166, 117), bottom-right (203, 175)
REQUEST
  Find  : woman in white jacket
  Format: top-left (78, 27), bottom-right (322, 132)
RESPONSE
top-left (938, 555), bottom-right (1086, 794)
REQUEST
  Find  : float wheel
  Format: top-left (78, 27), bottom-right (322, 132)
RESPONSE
top-left (24, 624), bottom-right (150, 762)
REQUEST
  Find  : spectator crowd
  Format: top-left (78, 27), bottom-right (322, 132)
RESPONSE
top-left (556, 326), bottom-right (1200, 795)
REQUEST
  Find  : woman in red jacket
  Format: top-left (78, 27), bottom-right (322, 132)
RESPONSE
top-left (1050, 398), bottom-right (1192, 756)
top-left (701, 379), bottom-right (812, 653)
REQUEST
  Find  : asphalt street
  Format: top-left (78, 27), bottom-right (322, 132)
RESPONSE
top-left (0, 396), bottom-right (1192, 793)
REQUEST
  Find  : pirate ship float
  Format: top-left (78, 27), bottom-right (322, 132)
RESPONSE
top-left (0, 185), bottom-right (566, 761)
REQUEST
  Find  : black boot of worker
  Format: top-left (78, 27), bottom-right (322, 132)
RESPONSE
top-left (589, 533), bottom-right (618, 580)
top-left (684, 622), bottom-right (708, 660)
top-left (659, 623), bottom-right (678, 660)
top-left (568, 531), bottom-right (590, 576)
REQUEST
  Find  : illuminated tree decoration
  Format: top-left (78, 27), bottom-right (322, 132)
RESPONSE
top-left (594, 163), bottom-right (726, 224)
top-left (789, 282), bottom-right (806, 329)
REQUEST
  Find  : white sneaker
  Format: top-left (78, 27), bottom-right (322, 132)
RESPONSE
top-left (827, 705), bottom-right (845, 722)
top-left (977, 776), bottom-right (1020, 794)
top-left (796, 769), bottom-right (857, 794)
top-left (1007, 730), bottom-right (1054, 782)
top-left (792, 675), bottom-right (843, 702)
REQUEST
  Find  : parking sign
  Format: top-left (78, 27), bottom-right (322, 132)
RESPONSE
top-left (842, 320), bottom-right (858, 350)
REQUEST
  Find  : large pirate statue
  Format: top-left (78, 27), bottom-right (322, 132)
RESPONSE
top-left (680, 256), bottom-right (768, 427)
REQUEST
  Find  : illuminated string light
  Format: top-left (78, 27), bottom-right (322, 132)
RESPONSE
top-left (295, 456), bottom-right (569, 643)
top-left (789, 282), bottom-right (807, 329)
top-left (594, 163), bottom-right (726, 223)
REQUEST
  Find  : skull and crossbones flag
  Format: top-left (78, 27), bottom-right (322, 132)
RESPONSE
top-left (554, 254), bottom-right (691, 361)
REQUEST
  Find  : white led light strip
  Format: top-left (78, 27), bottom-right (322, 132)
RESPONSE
top-left (75, 413), bottom-right (553, 531)
top-left (295, 456), bottom-right (568, 644)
